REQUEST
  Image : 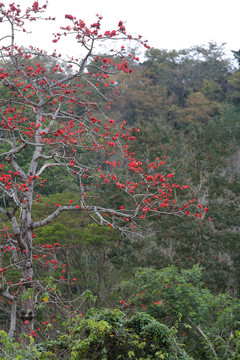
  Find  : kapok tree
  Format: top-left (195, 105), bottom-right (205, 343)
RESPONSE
top-left (0, 1), bottom-right (205, 337)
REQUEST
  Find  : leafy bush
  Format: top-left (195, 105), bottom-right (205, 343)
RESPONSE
top-left (0, 330), bottom-right (55, 360)
top-left (53, 308), bottom-right (190, 359)
top-left (121, 265), bottom-right (240, 359)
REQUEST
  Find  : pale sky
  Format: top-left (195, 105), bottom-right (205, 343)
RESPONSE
top-left (3, 0), bottom-right (240, 57)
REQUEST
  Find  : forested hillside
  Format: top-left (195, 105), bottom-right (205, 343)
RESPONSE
top-left (112, 43), bottom-right (240, 296)
top-left (0, 2), bottom-right (239, 359)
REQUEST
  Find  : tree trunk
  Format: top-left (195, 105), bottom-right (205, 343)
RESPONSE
top-left (19, 196), bottom-right (35, 334)
top-left (20, 259), bottom-right (35, 334)
top-left (8, 300), bottom-right (17, 338)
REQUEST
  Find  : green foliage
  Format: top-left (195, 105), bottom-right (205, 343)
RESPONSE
top-left (0, 330), bottom-right (55, 359)
top-left (31, 192), bottom-right (137, 308)
top-left (126, 98), bottom-right (240, 295)
top-left (231, 331), bottom-right (240, 359)
top-left (53, 308), bottom-right (191, 359)
top-left (121, 265), bottom-right (240, 359)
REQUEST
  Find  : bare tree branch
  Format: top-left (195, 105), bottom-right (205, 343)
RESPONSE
top-left (36, 162), bottom-right (61, 176)
top-left (32, 205), bottom-right (134, 229)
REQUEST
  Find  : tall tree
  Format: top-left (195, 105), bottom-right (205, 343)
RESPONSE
top-left (0, 1), bottom-right (201, 336)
